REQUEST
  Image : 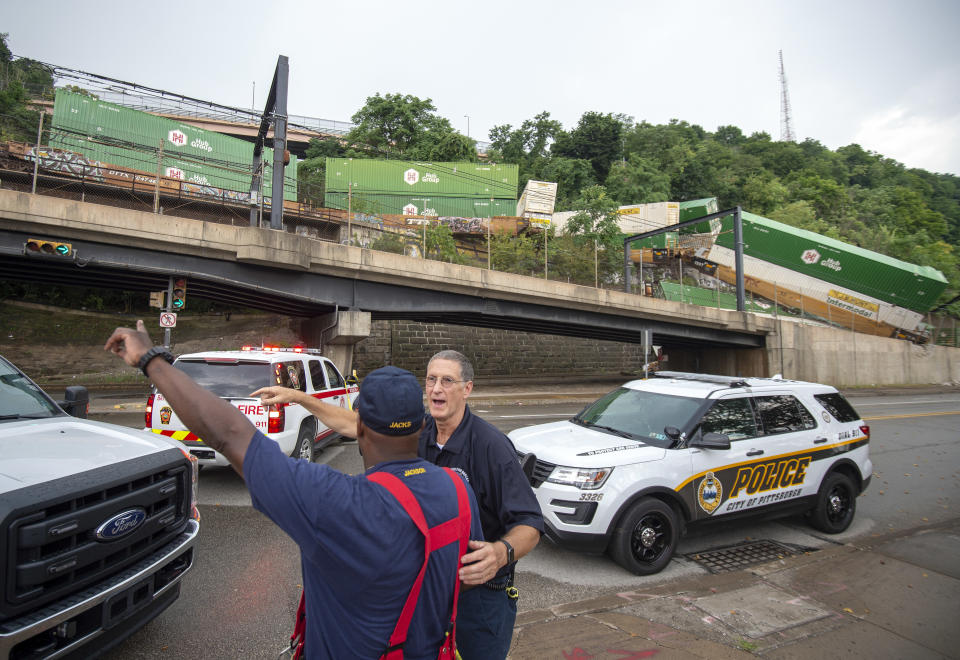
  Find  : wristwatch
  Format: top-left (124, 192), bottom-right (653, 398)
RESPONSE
top-left (138, 346), bottom-right (174, 377)
top-left (499, 538), bottom-right (515, 565)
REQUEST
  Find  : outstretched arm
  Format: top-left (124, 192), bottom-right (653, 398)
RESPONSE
top-left (253, 385), bottom-right (359, 438)
top-left (105, 321), bottom-right (256, 476)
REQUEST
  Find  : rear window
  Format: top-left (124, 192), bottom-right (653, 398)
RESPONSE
top-left (174, 360), bottom-right (273, 398)
top-left (814, 392), bottom-right (861, 423)
top-left (754, 395), bottom-right (817, 434)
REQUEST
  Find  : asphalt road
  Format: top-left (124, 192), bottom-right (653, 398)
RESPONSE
top-left (100, 393), bottom-right (960, 659)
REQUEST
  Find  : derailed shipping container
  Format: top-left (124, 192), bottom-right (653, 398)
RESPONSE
top-left (708, 211), bottom-right (947, 333)
top-left (50, 89), bottom-right (298, 201)
top-left (324, 192), bottom-right (517, 218)
top-left (325, 158), bottom-right (518, 200)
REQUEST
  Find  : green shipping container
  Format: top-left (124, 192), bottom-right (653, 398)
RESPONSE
top-left (660, 282), bottom-right (784, 314)
top-left (714, 211), bottom-right (948, 313)
top-left (324, 192), bottom-right (517, 218)
top-left (679, 197), bottom-right (720, 234)
top-left (50, 89), bottom-right (298, 201)
top-left (325, 158), bottom-right (518, 200)
top-left (634, 231), bottom-right (678, 249)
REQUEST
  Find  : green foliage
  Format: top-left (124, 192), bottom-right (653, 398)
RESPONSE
top-left (490, 230), bottom-right (542, 275)
top-left (0, 34), bottom-right (55, 143)
top-left (552, 112), bottom-right (630, 183)
top-left (345, 93), bottom-right (476, 161)
top-left (369, 230), bottom-right (408, 255)
top-left (423, 221), bottom-right (465, 264)
top-left (604, 155), bottom-right (671, 205)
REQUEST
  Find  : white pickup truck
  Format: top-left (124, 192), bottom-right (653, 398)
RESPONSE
top-left (0, 354), bottom-right (200, 659)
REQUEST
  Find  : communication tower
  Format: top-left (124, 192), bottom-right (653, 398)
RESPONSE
top-left (778, 50), bottom-right (795, 142)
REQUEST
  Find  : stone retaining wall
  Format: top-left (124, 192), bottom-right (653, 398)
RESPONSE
top-left (352, 320), bottom-right (652, 380)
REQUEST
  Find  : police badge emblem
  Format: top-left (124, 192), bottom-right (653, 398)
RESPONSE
top-left (697, 471), bottom-right (723, 514)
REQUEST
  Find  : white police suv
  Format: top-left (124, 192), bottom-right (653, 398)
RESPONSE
top-left (509, 371), bottom-right (871, 575)
top-left (145, 346), bottom-right (358, 467)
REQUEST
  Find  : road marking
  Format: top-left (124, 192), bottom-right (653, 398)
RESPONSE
top-left (864, 411), bottom-right (960, 421)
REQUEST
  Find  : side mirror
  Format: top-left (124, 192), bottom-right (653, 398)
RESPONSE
top-left (664, 426), bottom-right (683, 441)
top-left (59, 385), bottom-right (89, 419)
top-left (690, 431), bottom-right (731, 450)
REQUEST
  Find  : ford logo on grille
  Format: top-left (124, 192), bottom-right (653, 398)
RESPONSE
top-left (95, 508), bottom-right (147, 541)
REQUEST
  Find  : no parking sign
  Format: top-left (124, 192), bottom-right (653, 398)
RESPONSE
top-left (159, 312), bottom-right (178, 328)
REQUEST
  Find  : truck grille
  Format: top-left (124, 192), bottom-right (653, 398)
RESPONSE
top-left (517, 452), bottom-right (556, 488)
top-left (2, 453), bottom-right (191, 619)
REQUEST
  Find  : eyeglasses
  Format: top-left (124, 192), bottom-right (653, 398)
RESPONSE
top-left (425, 375), bottom-right (467, 389)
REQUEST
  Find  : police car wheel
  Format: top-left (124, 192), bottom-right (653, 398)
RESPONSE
top-left (809, 472), bottom-right (856, 534)
top-left (608, 498), bottom-right (679, 575)
top-left (292, 424), bottom-right (315, 461)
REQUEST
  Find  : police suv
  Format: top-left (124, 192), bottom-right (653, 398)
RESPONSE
top-left (509, 371), bottom-right (871, 575)
top-left (145, 346), bottom-right (358, 466)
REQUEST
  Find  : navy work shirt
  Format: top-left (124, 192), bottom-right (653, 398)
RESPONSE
top-left (419, 405), bottom-right (544, 580)
top-left (245, 431), bottom-right (483, 660)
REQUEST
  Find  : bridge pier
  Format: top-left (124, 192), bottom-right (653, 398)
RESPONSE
top-left (300, 310), bottom-right (371, 379)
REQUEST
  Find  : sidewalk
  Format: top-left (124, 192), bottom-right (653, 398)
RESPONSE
top-left (509, 518), bottom-right (960, 659)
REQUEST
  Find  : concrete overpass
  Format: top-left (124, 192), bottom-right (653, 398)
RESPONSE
top-left (0, 190), bottom-right (776, 372)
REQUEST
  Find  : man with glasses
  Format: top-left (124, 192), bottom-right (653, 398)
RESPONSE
top-left (256, 349), bottom-right (543, 660)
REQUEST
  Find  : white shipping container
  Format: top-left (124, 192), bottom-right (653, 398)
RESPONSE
top-left (517, 180), bottom-right (559, 216)
top-left (616, 201), bottom-right (680, 234)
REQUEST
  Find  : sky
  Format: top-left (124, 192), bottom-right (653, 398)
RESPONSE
top-left (4, 0), bottom-right (960, 175)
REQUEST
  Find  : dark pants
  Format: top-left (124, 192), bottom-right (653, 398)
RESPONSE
top-left (456, 586), bottom-right (517, 660)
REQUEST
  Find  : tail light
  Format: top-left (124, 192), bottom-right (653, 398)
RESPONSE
top-left (267, 403), bottom-right (285, 434)
top-left (145, 393), bottom-right (155, 428)
top-left (859, 424), bottom-right (870, 439)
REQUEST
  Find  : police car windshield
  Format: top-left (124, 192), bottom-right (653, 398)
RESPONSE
top-left (174, 360), bottom-right (272, 398)
top-left (573, 387), bottom-right (703, 448)
top-left (0, 359), bottom-right (59, 420)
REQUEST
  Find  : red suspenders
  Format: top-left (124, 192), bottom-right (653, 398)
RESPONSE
top-left (286, 467), bottom-right (471, 660)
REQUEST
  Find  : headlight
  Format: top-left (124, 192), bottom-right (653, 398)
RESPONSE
top-left (546, 465), bottom-right (613, 490)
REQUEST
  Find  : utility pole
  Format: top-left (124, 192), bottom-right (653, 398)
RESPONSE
top-left (31, 108), bottom-right (43, 194)
top-left (779, 50), bottom-right (795, 142)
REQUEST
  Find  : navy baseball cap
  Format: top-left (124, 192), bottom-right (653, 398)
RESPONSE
top-left (356, 366), bottom-right (425, 436)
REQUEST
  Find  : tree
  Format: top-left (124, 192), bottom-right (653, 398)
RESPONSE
top-left (345, 93), bottom-right (475, 160)
top-left (564, 185), bottom-right (622, 287)
top-left (552, 112), bottom-right (630, 183)
top-left (0, 33), bottom-right (54, 143)
top-left (539, 157), bottom-right (596, 211)
top-left (424, 221), bottom-right (465, 264)
top-left (603, 154), bottom-right (671, 205)
top-left (489, 230), bottom-right (541, 275)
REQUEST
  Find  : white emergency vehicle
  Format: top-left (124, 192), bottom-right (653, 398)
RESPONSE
top-left (145, 346), bottom-right (358, 466)
top-left (509, 371), bottom-right (872, 575)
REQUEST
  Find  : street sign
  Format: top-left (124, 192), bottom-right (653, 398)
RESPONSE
top-left (159, 312), bottom-right (178, 328)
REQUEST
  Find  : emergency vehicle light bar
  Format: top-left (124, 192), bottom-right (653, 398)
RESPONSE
top-left (241, 345), bottom-right (322, 354)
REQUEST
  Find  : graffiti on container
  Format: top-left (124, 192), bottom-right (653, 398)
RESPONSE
top-left (180, 182), bottom-right (252, 203)
top-left (350, 213), bottom-right (384, 229)
top-left (436, 216), bottom-right (489, 234)
top-left (27, 147), bottom-right (104, 181)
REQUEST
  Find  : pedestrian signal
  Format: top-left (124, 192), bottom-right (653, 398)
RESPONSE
top-left (171, 278), bottom-right (187, 310)
top-left (26, 238), bottom-right (73, 257)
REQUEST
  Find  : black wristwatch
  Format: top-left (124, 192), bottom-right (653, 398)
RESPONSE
top-left (499, 538), bottom-right (515, 564)
top-left (138, 346), bottom-right (174, 377)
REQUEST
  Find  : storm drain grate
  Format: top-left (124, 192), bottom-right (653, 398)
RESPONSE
top-left (686, 540), bottom-right (816, 573)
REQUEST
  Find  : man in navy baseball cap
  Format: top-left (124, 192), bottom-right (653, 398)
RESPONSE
top-left (354, 366), bottom-right (425, 438)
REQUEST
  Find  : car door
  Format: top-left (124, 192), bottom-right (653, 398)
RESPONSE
top-left (682, 395), bottom-right (761, 521)
top-left (739, 393), bottom-right (822, 506)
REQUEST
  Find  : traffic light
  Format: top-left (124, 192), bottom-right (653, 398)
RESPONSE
top-left (171, 278), bottom-right (187, 310)
top-left (149, 291), bottom-right (166, 309)
top-left (26, 238), bottom-right (73, 257)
